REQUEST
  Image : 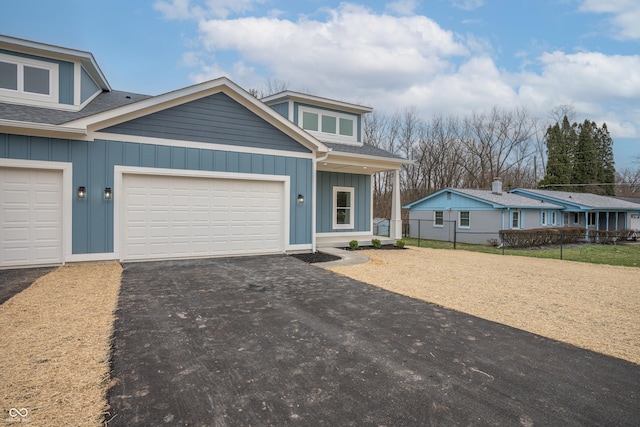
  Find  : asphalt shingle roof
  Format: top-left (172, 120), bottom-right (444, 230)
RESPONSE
top-left (516, 189), bottom-right (640, 210)
top-left (454, 189), bottom-right (563, 209)
top-left (0, 90), bottom-right (151, 125)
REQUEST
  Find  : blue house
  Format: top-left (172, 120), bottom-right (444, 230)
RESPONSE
top-left (403, 179), bottom-right (563, 245)
top-left (0, 35), bottom-right (408, 268)
top-left (404, 178), bottom-right (640, 245)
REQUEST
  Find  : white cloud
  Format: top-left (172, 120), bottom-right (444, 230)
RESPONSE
top-left (451, 0), bottom-right (485, 12)
top-left (159, 1), bottom-right (640, 165)
top-left (154, 0), bottom-right (265, 20)
top-left (385, 0), bottom-right (419, 16)
top-left (579, 0), bottom-right (640, 40)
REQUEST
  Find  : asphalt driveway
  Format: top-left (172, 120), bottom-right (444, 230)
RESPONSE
top-left (108, 256), bottom-right (639, 426)
top-left (0, 266), bottom-right (56, 304)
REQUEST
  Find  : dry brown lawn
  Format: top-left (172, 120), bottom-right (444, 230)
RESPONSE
top-left (0, 262), bottom-right (122, 427)
top-left (329, 246), bottom-right (640, 365)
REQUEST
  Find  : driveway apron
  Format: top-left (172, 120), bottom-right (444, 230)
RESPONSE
top-left (108, 256), bottom-right (639, 426)
top-left (0, 266), bottom-right (56, 304)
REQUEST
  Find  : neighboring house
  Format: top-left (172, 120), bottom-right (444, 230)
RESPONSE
top-left (403, 179), bottom-right (563, 245)
top-left (404, 179), bottom-right (640, 245)
top-left (0, 35), bottom-right (409, 268)
top-left (510, 189), bottom-right (640, 233)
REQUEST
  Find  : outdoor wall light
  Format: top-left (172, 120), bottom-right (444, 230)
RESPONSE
top-left (77, 186), bottom-right (86, 199)
top-left (104, 187), bottom-right (112, 200)
top-left (297, 194), bottom-right (305, 204)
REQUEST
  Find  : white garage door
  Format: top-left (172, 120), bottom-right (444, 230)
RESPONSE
top-left (1, 167), bottom-right (63, 267)
top-left (121, 174), bottom-right (285, 260)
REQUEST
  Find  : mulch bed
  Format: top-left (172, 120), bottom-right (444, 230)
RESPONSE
top-left (290, 252), bottom-right (341, 263)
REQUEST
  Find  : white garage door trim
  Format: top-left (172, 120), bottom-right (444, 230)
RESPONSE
top-left (0, 158), bottom-right (72, 268)
top-left (114, 166), bottom-right (291, 261)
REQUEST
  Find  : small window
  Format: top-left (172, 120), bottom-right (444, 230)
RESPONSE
top-left (434, 211), bottom-right (444, 226)
top-left (588, 212), bottom-right (597, 226)
top-left (23, 65), bottom-right (50, 95)
top-left (459, 211), bottom-right (470, 228)
top-left (541, 211), bottom-right (547, 226)
top-left (512, 211), bottom-right (520, 229)
top-left (573, 212), bottom-right (580, 224)
top-left (339, 117), bottom-right (354, 137)
top-left (333, 187), bottom-right (354, 229)
top-left (302, 111), bottom-right (318, 131)
top-left (322, 115), bottom-right (336, 134)
top-left (0, 61), bottom-right (18, 90)
top-left (551, 211), bottom-right (557, 225)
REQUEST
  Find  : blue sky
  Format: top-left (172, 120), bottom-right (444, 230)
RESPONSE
top-left (1, 0), bottom-right (639, 168)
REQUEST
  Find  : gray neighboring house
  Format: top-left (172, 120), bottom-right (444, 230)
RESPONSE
top-left (0, 35), bottom-right (410, 268)
top-left (404, 180), bottom-right (640, 245)
top-left (403, 179), bottom-right (563, 245)
top-left (510, 189), bottom-right (640, 233)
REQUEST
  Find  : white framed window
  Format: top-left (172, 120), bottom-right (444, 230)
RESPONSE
top-left (551, 211), bottom-right (557, 225)
top-left (333, 186), bottom-right (355, 229)
top-left (573, 212), bottom-right (580, 224)
top-left (0, 53), bottom-right (58, 105)
top-left (588, 212), bottom-right (597, 226)
top-left (434, 210), bottom-right (444, 227)
top-left (299, 106), bottom-right (357, 143)
top-left (458, 211), bottom-right (470, 228)
top-left (512, 210), bottom-right (521, 229)
top-left (541, 211), bottom-right (547, 226)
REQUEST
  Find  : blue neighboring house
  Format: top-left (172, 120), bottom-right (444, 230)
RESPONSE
top-left (404, 179), bottom-right (640, 245)
top-left (0, 35), bottom-right (409, 268)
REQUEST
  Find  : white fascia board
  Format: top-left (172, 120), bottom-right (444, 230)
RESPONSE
top-left (325, 151), bottom-right (412, 169)
top-left (262, 90), bottom-right (373, 115)
top-left (0, 119), bottom-right (87, 138)
top-left (65, 77), bottom-right (328, 154)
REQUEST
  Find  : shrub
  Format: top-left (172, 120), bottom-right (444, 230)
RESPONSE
top-left (395, 239), bottom-right (405, 248)
top-left (349, 240), bottom-right (359, 250)
top-left (499, 227), bottom-right (586, 248)
top-left (371, 238), bottom-right (382, 249)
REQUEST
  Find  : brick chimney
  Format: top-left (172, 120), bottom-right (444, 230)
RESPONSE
top-left (492, 177), bottom-right (503, 195)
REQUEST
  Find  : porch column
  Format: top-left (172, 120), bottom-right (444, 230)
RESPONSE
top-left (390, 169), bottom-right (402, 239)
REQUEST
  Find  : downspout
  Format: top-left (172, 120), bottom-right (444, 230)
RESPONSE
top-left (312, 150), bottom-right (330, 253)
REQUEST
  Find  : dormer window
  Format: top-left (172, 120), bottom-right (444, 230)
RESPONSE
top-left (299, 106), bottom-right (357, 144)
top-left (0, 53), bottom-right (58, 105)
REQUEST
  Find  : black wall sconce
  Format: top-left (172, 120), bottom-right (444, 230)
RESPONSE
top-left (104, 187), bottom-right (112, 200)
top-left (77, 186), bottom-right (86, 199)
top-left (297, 194), bottom-right (305, 204)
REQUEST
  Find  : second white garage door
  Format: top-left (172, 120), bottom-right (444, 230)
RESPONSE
top-left (121, 174), bottom-right (285, 261)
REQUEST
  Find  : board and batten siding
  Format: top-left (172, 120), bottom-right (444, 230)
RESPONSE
top-left (0, 133), bottom-right (313, 255)
top-left (316, 171), bottom-right (370, 233)
top-left (101, 93), bottom-right (310, 153)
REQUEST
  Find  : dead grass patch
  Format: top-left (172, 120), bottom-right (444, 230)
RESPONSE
top-left (0, 262), bottom-right (122, 426)
top-left (329, 247), bottom-right (640, 365)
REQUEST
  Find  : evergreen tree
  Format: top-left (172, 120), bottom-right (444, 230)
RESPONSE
top-left (572, 120), bottom-right (599, 193)
top-left (596, 123), bottom-right (616, 195)
top-left (539, 116), bottom-right (575, 190)
top-left (540, 116), bottom-right (616, 194)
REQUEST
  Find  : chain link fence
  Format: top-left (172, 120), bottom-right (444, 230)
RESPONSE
top-left (399, 218), bottom-right (639, 268)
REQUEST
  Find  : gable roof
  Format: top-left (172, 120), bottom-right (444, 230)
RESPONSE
top-left (511, 189), bottom-right (640, 210)
top-left (404, 188), bottom-right (562, 210)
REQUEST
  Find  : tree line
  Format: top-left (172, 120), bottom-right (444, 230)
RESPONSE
top-left (364, 105), bottom-right (640, 218)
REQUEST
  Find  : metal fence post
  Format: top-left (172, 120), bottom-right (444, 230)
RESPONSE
top-left (453, 220), bottom-right (457, 250)
top-left (418, 219), bottom-right (421, 248)
top-left (560, 233), bottom-right (563, 260)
